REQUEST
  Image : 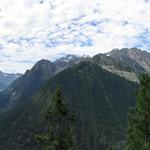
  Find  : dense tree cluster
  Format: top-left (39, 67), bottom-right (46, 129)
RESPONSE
top-left (36, 87), bottom-right (75, 150)
top-left (125, 74), bottom-right (150, 150)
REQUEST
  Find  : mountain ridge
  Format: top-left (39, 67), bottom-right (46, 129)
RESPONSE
top-left (0, 61), bottom-right (137, 150)
top-left (0, 59), bottom-right (56, 110)
top-left (0, 48), bottom-right (148, 110)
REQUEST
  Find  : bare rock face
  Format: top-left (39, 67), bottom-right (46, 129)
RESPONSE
top-left (106, 48), bottom-right (147, 74)
top-left (54, 54), bottom-right (90, 73)
top-left (126, 48), bottom-right (150, 72)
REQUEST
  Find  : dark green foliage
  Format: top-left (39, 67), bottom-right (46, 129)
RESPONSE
top-left (36, 87), bottom-right (75, 150)
top-left (125, 74), bottom-right (150, 150)
top-left (0, 62), bottom-right (137, 150)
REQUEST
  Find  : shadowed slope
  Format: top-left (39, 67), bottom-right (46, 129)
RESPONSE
top-left (0, 61), bottom-right (137, 150)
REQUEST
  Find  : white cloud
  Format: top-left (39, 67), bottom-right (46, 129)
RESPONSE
top-left (0, 0), bottom-right (150, 73)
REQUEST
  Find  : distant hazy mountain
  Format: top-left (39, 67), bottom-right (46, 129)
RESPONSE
top-left (0, 61), bottom-right (137, 150)
top-left (54, 54), bottom-right (90, 72)
top-left (0, 71), bottom-right (21, 92)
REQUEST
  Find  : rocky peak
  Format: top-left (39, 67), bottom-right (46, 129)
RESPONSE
top-left (54, 54), bottom-right (79, 63)
top-left (54, 54), bottom-right (83, 72)
top-left (31, 59), bottom-right (56, 75)
top-left (108, 48), bottom-right (150, 72)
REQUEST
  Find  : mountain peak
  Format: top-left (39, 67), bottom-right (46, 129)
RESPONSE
top-left (107, 48), bottom-right (150, 73)
top-left (110, 48), bottom-right (145, 54)
top-left (35, 59), bottom-right (53, 66)
top-left (32, 59), bottom-right (55, 72)
top-left (54, 54), bottom-right (79, 63)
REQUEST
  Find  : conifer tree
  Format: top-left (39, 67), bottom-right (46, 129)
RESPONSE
top-left (125, 74), bottom-right (150, 150)
top-left (36, 87), bottom-right (75, 150)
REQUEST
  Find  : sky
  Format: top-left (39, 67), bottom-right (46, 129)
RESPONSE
top-left (0, 0), bottom-right (150, 73)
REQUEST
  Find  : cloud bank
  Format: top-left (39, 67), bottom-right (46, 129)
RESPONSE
top-left (0, 0), bottom-right (150, 72)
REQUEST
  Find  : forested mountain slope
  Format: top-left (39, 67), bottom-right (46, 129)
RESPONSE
top-left (0, 61), bottom-right (137, 150)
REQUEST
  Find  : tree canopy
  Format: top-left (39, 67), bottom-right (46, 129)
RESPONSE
top-left (125, 74), bottom-right (150, 150)
top-left (36, 87), bottom-right (75, 150)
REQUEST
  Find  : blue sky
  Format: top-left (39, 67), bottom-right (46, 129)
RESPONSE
top-left (0, 0), bottom-right (150, 73)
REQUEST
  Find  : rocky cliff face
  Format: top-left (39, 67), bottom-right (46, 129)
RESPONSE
top-left (125, 48), bottom-right (150, 72)
top-left (54, 54), bottom-right (90, 72)
top-left (107, 48), bottom-right (150, 73)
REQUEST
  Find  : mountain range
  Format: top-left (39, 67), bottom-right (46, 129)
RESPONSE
top-left (0, 48), bottom-right (149, 150)
top-left (0, 72), bottom-right (21, 92)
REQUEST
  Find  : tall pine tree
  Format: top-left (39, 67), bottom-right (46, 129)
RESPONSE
top-left (36, 87), bottom-right (75, 150)
top-left (125, 74), bottom-right (150, 150)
